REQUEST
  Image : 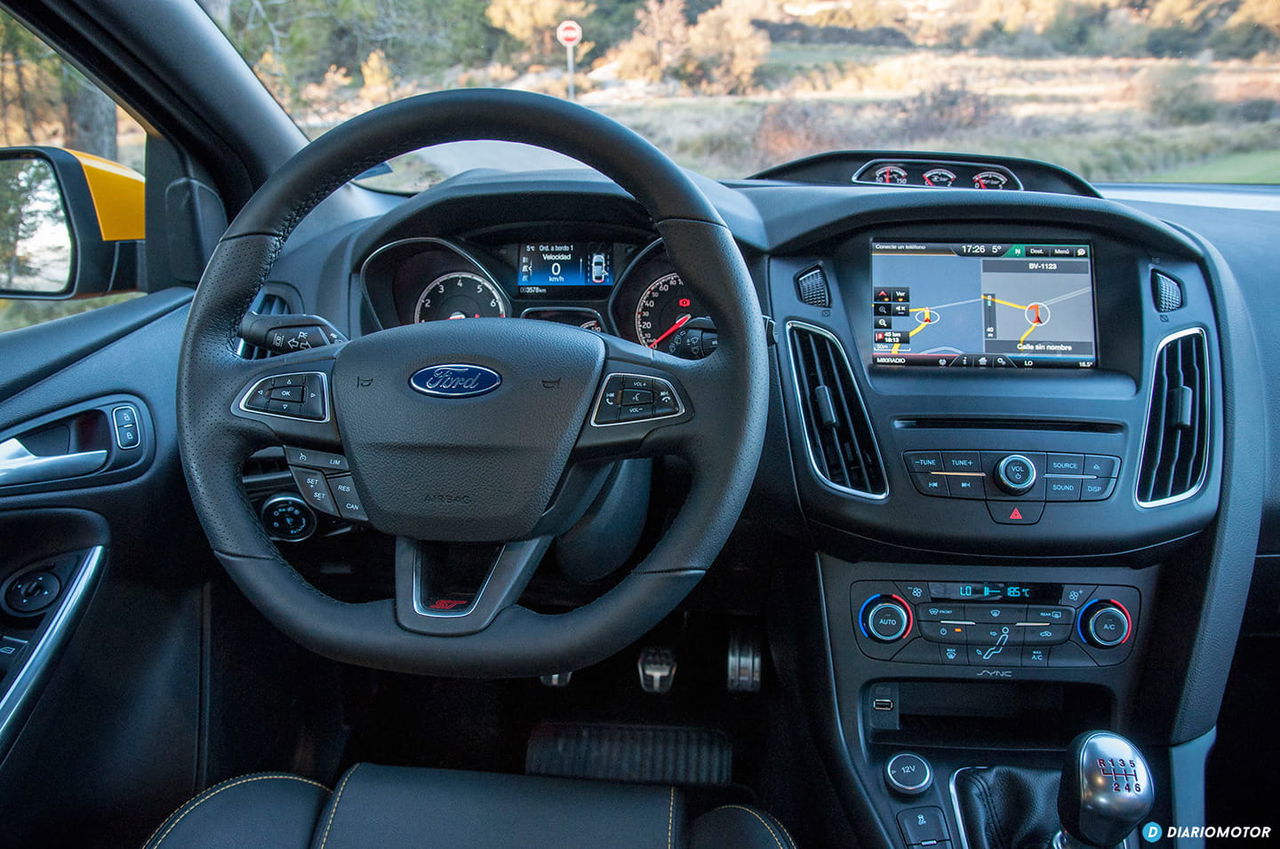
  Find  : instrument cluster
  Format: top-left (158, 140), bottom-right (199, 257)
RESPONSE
top-left (358, 236), bottom-right (718, 359)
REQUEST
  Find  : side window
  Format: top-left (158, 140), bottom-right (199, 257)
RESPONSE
top-left (0, 11), bottom-right (146, 334)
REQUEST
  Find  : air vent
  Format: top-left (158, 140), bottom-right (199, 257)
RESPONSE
top-left (1137, 328), bottom-right (1209, 507)
top-left (787, 322), bottom-right (887, 498)
top-left (237, 288), bottom-right (294, 359)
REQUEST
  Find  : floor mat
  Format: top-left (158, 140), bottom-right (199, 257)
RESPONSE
top-left (526, 721), bottom-right (733, 786)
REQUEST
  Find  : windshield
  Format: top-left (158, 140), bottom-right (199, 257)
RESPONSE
top-left (206, 0), bottom-right (1279, 191)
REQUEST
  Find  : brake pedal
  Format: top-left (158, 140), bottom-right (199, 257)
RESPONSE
top-left (726, 626), bottom-right (762, 693)
top-left (637, 647), bottom-right (677, 694)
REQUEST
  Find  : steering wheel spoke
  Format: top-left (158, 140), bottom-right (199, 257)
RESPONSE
top-left (394, 535), bottom-right (551, 637)
top-left (229, 344), bottom-right (346, 452)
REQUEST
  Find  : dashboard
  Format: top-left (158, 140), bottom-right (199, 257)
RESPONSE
top-left (358, 234), bottom-right (718, 359)
top-left (251, 149), bottom-right (1270, 849)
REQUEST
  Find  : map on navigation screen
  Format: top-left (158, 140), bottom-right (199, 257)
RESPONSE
top-left (869, 241), bottom-right (1097, 369)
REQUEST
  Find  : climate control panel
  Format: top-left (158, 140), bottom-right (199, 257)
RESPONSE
top-left (852, 580), bottom-right (1139, 668)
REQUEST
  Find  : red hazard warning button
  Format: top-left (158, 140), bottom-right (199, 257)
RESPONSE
top-left (987, 500), bottom-right (1045, 525)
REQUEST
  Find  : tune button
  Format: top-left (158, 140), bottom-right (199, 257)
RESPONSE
top-left (995, 454), bottom-right (1037, 495)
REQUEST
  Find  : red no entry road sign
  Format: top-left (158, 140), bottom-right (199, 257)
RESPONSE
top-left (556, 20), bottom-right (582, 48)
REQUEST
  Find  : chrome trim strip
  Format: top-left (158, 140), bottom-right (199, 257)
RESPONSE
top-left (785, 321), bottom-right (889, 500)
top-left (0, 546), bottom-right (105, 756)
top-left (237, 371), bottom-right (332, 424)
top-left (949, 767), bottom-right (978, 849)
top-left (1135, 327), bottom-right (1210, 508)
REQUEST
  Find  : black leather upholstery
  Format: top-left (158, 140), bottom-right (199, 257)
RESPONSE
top-left (142, 765), bottom-right (796, 849)
top-left (954, 766), bottom-right (1059, 849)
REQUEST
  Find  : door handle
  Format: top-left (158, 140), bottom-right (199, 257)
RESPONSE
top-left (0, 438), bottom-right (107, 486)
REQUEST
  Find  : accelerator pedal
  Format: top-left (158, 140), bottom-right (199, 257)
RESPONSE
top-left (526, 721), bottom-right (733, 786)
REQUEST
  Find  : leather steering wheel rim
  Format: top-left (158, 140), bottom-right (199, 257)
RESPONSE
top-left (177, 89), bottom-right (768, 677)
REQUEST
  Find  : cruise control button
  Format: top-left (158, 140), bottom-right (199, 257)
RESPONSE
top-left (1080, 478), bottom-right (1116, 501)
top-left (1046, 478), bottom-right (1082, 501)
top-left (904, 451), bottom-right (944, 473)
top-left (327, 475), bottom-right (367, 521)
top-left (1083, 454), bottom-right (1120, 477)
top-left (987, 501), bottom-right (1044, 524)
top-left (285, 447), bottom-right (349, 472)
top-left (1046, 453), bottom-right (1084, 475)
top-left (911, 473), bottom-right (948, 497)
top-left (290, 467), bottom-right (337, 516)
top-left (942, 451), bottom-right (981, 472)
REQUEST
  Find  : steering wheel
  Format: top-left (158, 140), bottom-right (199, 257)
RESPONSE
top-left (177, 89), bottom-right (768, 677)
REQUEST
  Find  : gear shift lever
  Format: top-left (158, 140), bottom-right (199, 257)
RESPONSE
top-left (1054, 731), bottom-right (1154, 849)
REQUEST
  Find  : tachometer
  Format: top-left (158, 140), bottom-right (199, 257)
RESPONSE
top-left (874, 165), bottom-right (910, 185)
top-left (414, 271), bottom-right (508, 322)
top-left (972, 170), bottom-right (1010, 190)
top-left (635, 273), bottom-right (711, 353)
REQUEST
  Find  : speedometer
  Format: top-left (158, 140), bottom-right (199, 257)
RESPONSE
top-left (414, 271), bottom-right (508, 322)
top-left (635, 272), bottom-right (711, 353)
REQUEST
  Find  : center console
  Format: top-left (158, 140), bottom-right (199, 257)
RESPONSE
top-left (764, 202), bottom-right (1225, 849)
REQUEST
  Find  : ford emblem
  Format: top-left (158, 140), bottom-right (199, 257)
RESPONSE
top-left (409, 364), bottom-right (501, 398)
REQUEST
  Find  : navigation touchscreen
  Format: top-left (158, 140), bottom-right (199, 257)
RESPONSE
top-left (870, 241), bottom-right (1097, 368)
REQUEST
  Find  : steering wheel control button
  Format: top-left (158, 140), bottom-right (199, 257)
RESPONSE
top-left (1084, 602), bottom-right (1131, 647)
top-left (260, 494), bottom-right (317, 542)
top-left (328, 475), bottom-right (368, 521)
top-left (291, 467), bottom-right (337, 516)
top-left (4, 570), bottom-right (61, 615)
top-left (865, 599), bottom-right (911, 642)
top-left (987, 500), bottom-right (1044, 524)
top-left (592, 374), bottom-right (683, 426)
top-left (897, 806), bottom-right (950, 846)
top-left (284, 447), bottom-right (349, 472)
top-left (240, 372), bottom-right (329, 422)
top-left (885, 753), bottom-right (933, 796)
top-left (904, 451), bottom-right (943, 473)
top-left (994, 454), bottom-right (1036, 494)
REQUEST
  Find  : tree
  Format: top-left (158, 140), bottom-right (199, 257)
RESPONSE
top-left (63, 76), bottom-right (118, 160)
top-left (613, 0), bottom-right (690, 83)
top-left (681, 0), bottom-right (770, 95)
top-left (485, 0), bottom-right (597, 64)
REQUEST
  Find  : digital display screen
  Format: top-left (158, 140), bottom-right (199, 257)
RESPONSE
top-left (870, 241), bottom-right (1097, 369)
top-left (517, 242), bottom-right (613, 296)
top-left (929, 582), bottom-right (1064, 602)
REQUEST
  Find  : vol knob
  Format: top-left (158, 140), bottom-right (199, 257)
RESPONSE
top-left (995, 454), bottom-right (1037, 495)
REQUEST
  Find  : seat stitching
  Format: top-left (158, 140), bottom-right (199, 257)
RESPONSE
top-left (709, 804), bottom-right (789, 849)
top-left (317, 763), bottom-right (361, 849)
top-left (146, 774), bottom-right (329, 848)
top-left (667, 786), bottom-right (676, 849)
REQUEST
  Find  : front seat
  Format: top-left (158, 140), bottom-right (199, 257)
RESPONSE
top-left (141, 764), bottom-right (797, 849)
